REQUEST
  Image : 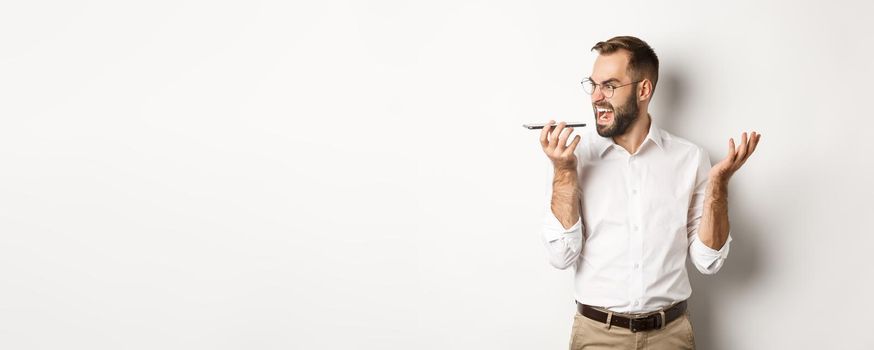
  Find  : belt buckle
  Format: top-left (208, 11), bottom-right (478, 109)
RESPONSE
top-left (628, 315), bottom-right (658, 333)
top-left (628, 317), bottom-right (643, 333)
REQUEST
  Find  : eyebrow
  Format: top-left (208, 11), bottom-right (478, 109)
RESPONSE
top-left (599, 78), bottom-right (620, 85)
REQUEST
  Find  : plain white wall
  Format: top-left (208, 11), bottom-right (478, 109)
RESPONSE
top-left (1, 1), bottom-right (873, 349)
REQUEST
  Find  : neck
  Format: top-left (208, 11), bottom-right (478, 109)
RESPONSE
top-left (613, 112), bottom-right (651, 155)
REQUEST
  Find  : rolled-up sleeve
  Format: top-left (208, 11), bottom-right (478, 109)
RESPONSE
top-left (540, 167), bottom-right (584, 270)
top-left (689, 234), bottom-right (731, 274)
top-left (686, 146), bottom-right (732, 275)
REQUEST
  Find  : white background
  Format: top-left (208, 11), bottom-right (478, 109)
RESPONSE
top-left (1, 1), bottom-right (873, 349)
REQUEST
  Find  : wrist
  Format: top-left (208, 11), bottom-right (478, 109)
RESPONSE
top-left (553, 168), bottom-right (578, 185)
top-left (552, 168), bottom-right (578, 191)
top-left (709, 174), bottom-right (729, 188)
top-left (706, 177), bottom-right (729, 202)
top-left (554, 166), bottom-right (577, 176)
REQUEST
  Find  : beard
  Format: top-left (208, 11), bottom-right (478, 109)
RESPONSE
top-left (595, 91), bottom-right (639, 138)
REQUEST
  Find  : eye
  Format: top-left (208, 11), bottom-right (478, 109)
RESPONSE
top-left (604, 85), bottom-right (616, 90)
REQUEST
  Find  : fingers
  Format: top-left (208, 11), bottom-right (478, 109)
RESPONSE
top-left (541, 121), bottom-right (579, 161)
top-left (548, 121), bottom-right (567, 150)
top-left (726, 131), bottom-right (763, 173)
top-left (748, 132), bottom-right (761, 156)
top-left (737, 131), bottom-right (761, 168)
top-left (750, 134), bottom-right (762, 154)
top-left (734, 132), bottom-right (749, 166)
top-left (726, 138), bottom-right (737, 163)
top-left (564, 135), bottom-right (582, 156)
top-left (557, 126), bottom-right (574, 152)
top-left (540, 120), bottom-right (555, 148)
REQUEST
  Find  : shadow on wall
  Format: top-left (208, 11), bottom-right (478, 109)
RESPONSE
top-left (658, 67), bottom-right (764, 350)
top-left (652, 69), bottom-right (686, 134)
top-left (686, 205), bottom-right (763, 350)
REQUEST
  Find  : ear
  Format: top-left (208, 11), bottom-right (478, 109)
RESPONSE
top-left (637, 79), bottom-right (653, 102)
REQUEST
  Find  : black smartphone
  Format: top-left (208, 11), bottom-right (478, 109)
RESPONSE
top-left (522, 122), bottom-right (586, 130)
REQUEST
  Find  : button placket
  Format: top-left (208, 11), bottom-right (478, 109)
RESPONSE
top-left (626, 156), bottom-right (645, 309)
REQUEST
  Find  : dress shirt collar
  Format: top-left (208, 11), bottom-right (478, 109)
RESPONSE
top-left (593, 119), bottom-right (665, 157)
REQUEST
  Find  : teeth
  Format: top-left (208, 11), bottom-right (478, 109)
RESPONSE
top-left (596, 108), bottom-right (612, 121)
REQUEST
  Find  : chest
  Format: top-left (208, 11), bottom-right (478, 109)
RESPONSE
top-left (578, 151), bottom-right (698, 227)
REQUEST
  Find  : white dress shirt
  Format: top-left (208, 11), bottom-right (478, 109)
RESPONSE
top-left (541, 122), bottom-right (731, 313)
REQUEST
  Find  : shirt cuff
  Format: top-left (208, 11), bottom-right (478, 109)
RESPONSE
top-left (691, 234), bottom-right (732, 257)
top-left (542, 209), bottom-right (582, 243)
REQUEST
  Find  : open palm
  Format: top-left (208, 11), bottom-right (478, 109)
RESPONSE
top-left (710, 131), bottom-right (761, 180)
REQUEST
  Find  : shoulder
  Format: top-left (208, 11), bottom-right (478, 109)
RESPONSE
top-left (659, 128), bottom-right (707, 158)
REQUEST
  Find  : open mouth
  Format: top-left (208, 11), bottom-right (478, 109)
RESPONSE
top-left (595, 107), bottom-right (613, 125)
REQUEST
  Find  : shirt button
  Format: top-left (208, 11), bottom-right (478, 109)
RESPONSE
top-left (634, 300), bottom-right (640, 306)
top-left (633, 263), bottom-right (640, 269)
top-left (632, 225), bottom-right (639, 231)
top-left (631, 189), bottom-right (638, 195)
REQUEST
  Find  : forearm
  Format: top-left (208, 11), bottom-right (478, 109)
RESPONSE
top-left (699, 176), bottom-right (730, 250)
top-left (550, 168), bottom-right (580, 230)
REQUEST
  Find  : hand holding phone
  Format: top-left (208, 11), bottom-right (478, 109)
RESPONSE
top-left (538, 120), bottom-right (582, 171)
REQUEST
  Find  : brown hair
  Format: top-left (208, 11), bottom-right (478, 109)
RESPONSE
top-left (591, 36), bottom-right (659, 93)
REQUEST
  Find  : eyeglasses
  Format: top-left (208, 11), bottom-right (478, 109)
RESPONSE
top-left (581, 78), bottom-right (642, 98)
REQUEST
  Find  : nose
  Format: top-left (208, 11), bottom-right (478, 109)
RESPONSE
top-left (592, 86), bottom-right (606, 103)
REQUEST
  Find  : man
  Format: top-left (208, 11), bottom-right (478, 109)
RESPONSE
top-left (539, 36), bottom-right (760, 349)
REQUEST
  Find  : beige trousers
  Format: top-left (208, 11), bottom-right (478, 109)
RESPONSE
top-left (569, 310), bottom-right (696, 350)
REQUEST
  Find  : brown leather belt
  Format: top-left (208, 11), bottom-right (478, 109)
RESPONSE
top-left (576, 300), bottom-right (687, 333)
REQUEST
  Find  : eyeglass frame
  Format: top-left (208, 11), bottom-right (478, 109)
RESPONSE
top-left (581, 77), bottom-right (643, 98)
